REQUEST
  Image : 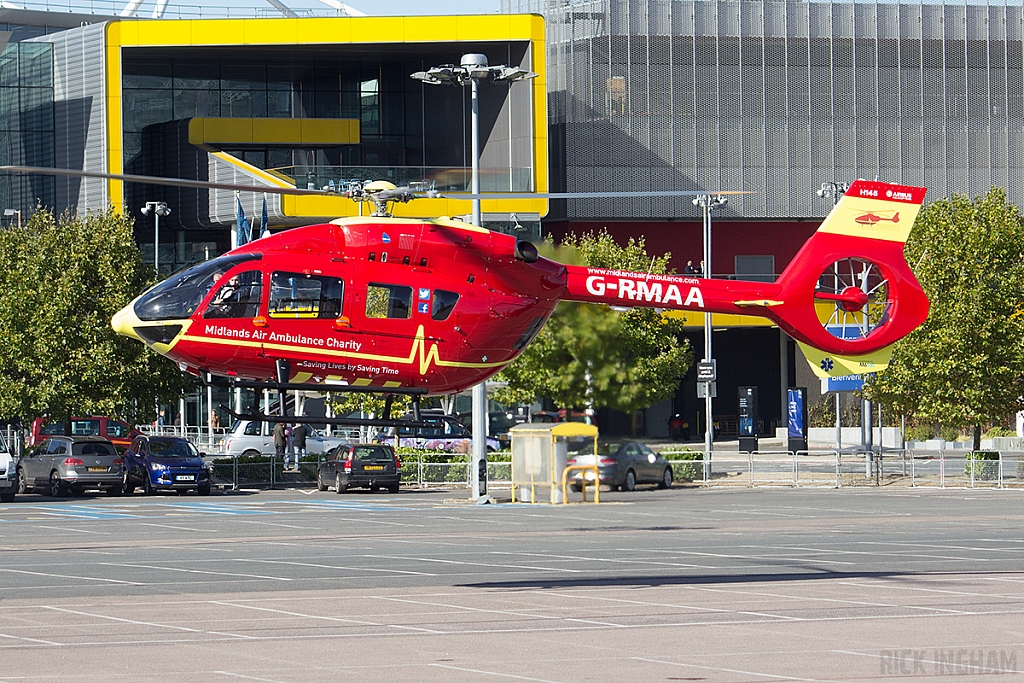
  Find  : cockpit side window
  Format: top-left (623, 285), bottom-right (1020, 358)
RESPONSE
top-left (205, 270), bottom-right (264, 319)
top-left (134, 254), bottom-right (260, 321)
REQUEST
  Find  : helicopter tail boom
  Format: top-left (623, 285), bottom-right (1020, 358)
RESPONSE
top-left (560, 179), bottom-right (929, 366)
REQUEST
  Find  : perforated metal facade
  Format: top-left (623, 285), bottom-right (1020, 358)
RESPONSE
top-left (503, 0), bottom-right (1024, 220)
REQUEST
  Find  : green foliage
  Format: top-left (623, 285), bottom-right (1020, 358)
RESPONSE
top-left (868, 189), bottom-right (1024, 434)
top-left (327, 393), bottom-right (411, 421)
top-left (982, 426), bottom-right (1016, 438)
top-left (493, 229), bottom-right (693, 416)
top-left (964, 451), bottom-right (1000, 480)
top-left (0, 208), bottom-right (192, 425)
top-left (904, 425), bottom-right (935, 442)
top-left (667, 451), bottom-right (703, 481)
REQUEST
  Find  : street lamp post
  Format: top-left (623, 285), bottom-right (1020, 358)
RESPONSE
top-left (3, 208), bottom-right (21, 229)
top-left (692, 194), bottom-right (727, 479)
top-left (141, 201), bottom-right (171, 274)
top-left (816, 181), bottom-right (849, 462)
top-left (412, 53), bottom-right (536, 501)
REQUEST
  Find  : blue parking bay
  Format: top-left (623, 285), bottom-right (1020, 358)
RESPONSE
top-left (19, 504), bottom-right (143, 520)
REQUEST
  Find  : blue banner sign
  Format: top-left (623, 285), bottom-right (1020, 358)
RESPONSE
top-left (788, 388), bottom-right (805, 439)
top-left (821, 374), bottom-right (864, 393)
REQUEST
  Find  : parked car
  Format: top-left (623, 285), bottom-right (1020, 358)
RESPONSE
top-left (0, 431), bottom-right (16, 502)
top-left (123, 435), bottom-right (212, 495)
top-left (29, 416), bottom-right (140, 450)
top-left (220, 420), bottom-right (349, 458)
top-left (383, 413), bottom-right (500, 452)
top-left (16, 436), bottom-right (124, 497)
top-left (317, 443), bottom-right (401, 493)
top-left (566, 439), bottom-right (673, 492)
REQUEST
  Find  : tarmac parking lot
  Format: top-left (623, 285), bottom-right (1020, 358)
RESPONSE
top-left (1, 485), bottom-right (1023, 682)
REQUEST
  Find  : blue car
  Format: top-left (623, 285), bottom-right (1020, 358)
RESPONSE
top-left (123, 435), bottom-right (212, 495)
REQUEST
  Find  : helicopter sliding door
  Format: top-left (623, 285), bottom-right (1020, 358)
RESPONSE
top-left (265, 271), bottom-right (349, 382)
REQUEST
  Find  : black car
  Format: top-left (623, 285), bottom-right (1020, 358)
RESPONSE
top-left (318, 444), bottom-right (400, 493)
top-left (123, 435), bottom-right (212, 495)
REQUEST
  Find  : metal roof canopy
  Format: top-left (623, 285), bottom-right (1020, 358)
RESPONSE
top-left (508, 422), bottom-right (598, 439)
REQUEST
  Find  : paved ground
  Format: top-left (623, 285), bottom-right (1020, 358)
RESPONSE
top-left (1, 485), bottom-right (1022, 682)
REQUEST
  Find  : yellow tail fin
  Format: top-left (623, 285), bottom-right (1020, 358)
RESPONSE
top-left (797, 341), bottom-right (894, 378)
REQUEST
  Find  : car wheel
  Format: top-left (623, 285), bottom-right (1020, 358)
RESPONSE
top-left (624, 470), bottom-right (636, 492)
top-left (123, 474), bottom-right (135, 495)
top-left (106, 484), bottom-right (122, 496)
top-left (660, 467), bottom-right (673, 489)
top-left (570, 483), bottom-right (582, 493)
top-left (49, 471), bottom-right (68, 498)
top-left (316, 471), bottom-right (328, 492)
top-left (335, 472), bottom-right (347, 494)
top-left (197, 484), bottom-right (211, 496)
top-left (142, 476), bottom-right (152, 495)
top-left (387, 482), bottom-right (399, 494)
top-left (0, 489), bottom-right (14, 503)
top-left (16, 467), bottom-right (27, 494)
top-left (242, 449), bottom-right (260, 458)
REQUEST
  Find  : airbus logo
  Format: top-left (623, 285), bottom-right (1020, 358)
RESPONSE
top-left (585, 275), bottom-right (705, 308)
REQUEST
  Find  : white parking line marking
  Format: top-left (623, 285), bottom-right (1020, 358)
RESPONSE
top-left (430, 663), bottom-right (566, 682)
top-left (43, 606), bottom-right (252, 638)
top-left (100, 562), bottom-right (293, 582)
top-left (140, 523), bottom-right (211, 532)
top-left (245, 559), bottom-right (436, 576)
top-left (0, 567), bottom-right (141, 585)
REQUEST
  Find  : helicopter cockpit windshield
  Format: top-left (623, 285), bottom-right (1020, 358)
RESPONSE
top-left (134, 254), bottom-right (262, 321)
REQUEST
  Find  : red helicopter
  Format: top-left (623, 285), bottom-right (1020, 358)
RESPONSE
top-left (1, 166), bottom-right (930, 424)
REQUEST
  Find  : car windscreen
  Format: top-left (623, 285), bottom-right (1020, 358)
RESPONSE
top-left (352, 446), bottom-right (394, 462)
top-left (149, 440), bottom-right (197, 458)
top-left (73, 442), bottom-right (118, 457)
top-left (134, 253), bottom-right (260, 321)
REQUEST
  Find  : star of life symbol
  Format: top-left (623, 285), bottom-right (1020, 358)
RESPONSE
top-left (820, 358), bottom-right (835, 371)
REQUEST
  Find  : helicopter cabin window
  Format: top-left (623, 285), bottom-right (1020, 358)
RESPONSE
top-left (431, 290), bottom-right (459, 321)
top-left (268, 272), bottom-right (344, 319)
top-left (365, 283), bottom-right (412, 319)
top-left (205, 270), bottom-right (263, 319)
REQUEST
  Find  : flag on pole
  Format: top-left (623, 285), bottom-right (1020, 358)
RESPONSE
top-left (260, 194), bottom-right (270, 239)
top-left (236, 195), bottom-right (251, 247)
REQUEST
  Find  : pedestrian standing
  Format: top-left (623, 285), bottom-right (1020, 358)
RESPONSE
top-left (292, 423), bottom-right (307, 468)
top-left (273, 422), bottom-right (286, 463)
top-left (285, 423), bottom-right (295, 470)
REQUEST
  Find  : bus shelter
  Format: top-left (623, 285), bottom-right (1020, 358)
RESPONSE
top-left (509, 422), bottom-right (598, 504)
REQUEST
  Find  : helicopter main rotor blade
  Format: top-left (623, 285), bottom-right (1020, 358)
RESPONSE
top-left (442, 190), bottom-right (752, 200)
top-left (0, 165), bottom-right (332, 197)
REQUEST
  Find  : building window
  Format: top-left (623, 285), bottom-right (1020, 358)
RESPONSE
top-left (735, 256), bottom-right (775, 283)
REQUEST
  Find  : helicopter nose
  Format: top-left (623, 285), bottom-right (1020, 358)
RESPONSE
top-left (111, 304), bottom-right (143, 341)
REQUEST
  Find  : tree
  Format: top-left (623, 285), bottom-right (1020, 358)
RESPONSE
top-left (867, 189), bottom-right (1024, 448)
top-left (493, 230), bottom-right (693, 423)
top-left (0, 208), bottom-right (194, 429)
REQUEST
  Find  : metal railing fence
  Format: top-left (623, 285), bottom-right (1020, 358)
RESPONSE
top-left (660, 449), bottom-right (1024, 489)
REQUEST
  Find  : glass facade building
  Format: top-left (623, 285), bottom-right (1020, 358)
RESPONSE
top-left (0, 40), bottom-right (54, 215)
top-left (503, 0), bottom-right (1024, 222)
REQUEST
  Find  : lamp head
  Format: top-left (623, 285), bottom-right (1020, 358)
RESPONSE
top-left (3, 208), bottom-right (16, 217)
top-left (140, 205), bottom-right (151, 216)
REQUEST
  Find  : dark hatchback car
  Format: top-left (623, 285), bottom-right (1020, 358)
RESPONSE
top-left (566, 439), bottom-right (673, 492)
top-left (318, 444), bottom-right (401, 494)
top-left (17, 436), bottom-right (124, 497)
top-left (123, 435), bottom-right (212, 495)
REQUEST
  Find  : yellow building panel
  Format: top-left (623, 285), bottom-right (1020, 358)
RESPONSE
top-left (298, 118), bottom-right (360, 144)
top-left (107, 15), bottom-right (547, 216)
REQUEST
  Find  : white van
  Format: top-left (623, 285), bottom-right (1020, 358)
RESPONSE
top-left (221, 421), bottom-right (349, 458)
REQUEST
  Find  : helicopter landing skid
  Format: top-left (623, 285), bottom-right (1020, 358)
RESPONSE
top-left (217, 405), bottom-right (430, 430)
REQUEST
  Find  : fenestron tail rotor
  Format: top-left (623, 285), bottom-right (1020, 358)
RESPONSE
top-left (814, 257), bottom-right (893, 341)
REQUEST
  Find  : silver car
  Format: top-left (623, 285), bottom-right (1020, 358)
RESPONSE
top-left (17, 436), bottom-right (123, 497)
top-left (566, 439), bottom-right (674, 492)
